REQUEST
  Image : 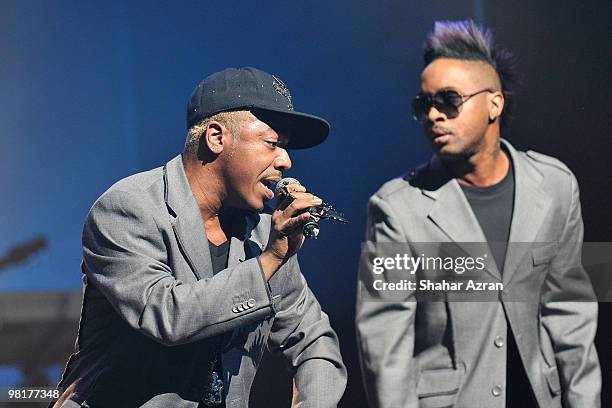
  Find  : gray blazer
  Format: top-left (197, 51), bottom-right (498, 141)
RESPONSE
top-left (356, 140), bottom-right (600, 408)
top-left (56, 154), bottom-right (346, 408)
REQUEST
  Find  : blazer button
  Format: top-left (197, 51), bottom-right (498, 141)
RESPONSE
top-left (232, 306), bottom-right (238, 313)
top-left (247, 298), bottom-right (255, 308)
top-left (494, 336), bottom-right (505, 348)
top-left (491, 385), bottom-right (503, 397)
top-left (237, 304), bottom-right (245, 312)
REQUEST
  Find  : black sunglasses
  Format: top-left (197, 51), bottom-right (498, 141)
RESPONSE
top-left (412, 89), bottom-right (494, 122)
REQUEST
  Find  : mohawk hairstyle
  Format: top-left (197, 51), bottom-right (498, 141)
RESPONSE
top-left (423, 20), bottom-right (517, 127)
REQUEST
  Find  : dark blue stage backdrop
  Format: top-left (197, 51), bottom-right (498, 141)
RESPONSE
top-left (1, 1), bottom-right (609, 406)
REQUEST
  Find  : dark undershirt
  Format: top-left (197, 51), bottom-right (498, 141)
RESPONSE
top-left (460, 154), bottom-right (538, 407)
top-left (203, 240), bottom-right (230, 408)
top-left (460, 161), bottom-right (514, 272)
top-left (208, 240), bottom-right (230, 275)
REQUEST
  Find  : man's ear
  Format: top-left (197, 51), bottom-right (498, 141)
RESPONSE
top-left (205, 121), bottom-right (225, 154)
top-left (488, 91), bottom-right (505, 122)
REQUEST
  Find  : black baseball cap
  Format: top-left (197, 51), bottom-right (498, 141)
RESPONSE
top-left (186, 67), bottom-right (329, 149)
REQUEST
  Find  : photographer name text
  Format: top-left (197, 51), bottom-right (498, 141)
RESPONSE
top-left (373, 279), bottom-right (503, 292)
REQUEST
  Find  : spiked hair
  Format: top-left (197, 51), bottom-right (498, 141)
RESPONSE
top-left (423, 20), bottom-right (516, 127)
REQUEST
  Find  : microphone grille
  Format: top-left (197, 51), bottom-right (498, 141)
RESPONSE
top-left (274, 177), bottom-right (301, 197)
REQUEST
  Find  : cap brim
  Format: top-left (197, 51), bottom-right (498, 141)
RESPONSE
top-left (251, 108), bottom-right (329, 149)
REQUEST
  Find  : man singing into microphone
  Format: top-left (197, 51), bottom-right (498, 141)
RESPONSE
top-left (54, 67), bottom-right (346, 408)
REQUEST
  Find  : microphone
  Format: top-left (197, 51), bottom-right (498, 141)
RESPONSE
top-left (274, 178), bottom-right (348, 239)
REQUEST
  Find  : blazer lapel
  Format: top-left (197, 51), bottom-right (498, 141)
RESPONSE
top-left (423, 157), bottom-right (501, 280)
top-left (227, 235), bottom-right (246, 268)
top-left (501, 140), bottom-right (552, 284)
top-left (164, 155), bottom-right (213, 280)
top-left (242, 212), bottom-right (266, 261)
top-left (227, 210), bottom-right (252, 268)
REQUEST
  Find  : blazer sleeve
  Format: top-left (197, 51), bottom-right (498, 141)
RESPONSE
top-left (266, 256), bottom-right (347, 408)
top-left (540, 173), bottom-right (601, 407)
top-left (355, 193), bottom-right (418, 408)
top-left (82, 189), bottom-right (274, 346)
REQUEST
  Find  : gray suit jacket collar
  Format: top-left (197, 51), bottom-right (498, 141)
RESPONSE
top-left (414, 139), bottom-right (552, 282)
top-left (163, 154), bottom-right (262, 281)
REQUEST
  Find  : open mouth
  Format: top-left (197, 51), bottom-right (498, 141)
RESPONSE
top-left (259, 178), bottom-right (280, 199)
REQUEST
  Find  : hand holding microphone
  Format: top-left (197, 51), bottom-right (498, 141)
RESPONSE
top-left (274, 178), bottom-right (348, 239)
top-left (259, 177), bottom-right (348, 280)
top-left (259, 179), bottom-right (322, 280)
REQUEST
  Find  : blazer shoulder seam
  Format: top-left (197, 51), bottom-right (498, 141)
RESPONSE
top-left (524, 150), bottom-right (572, 176)
top-left (374, 177), bottom-right (415, 201)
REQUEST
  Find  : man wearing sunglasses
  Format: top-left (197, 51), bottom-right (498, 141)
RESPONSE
top-left (356, 21), bottom-right (600, 408)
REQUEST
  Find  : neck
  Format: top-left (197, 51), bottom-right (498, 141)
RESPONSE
top-left (183, 156), bottom-right (225, 221)
top-left (446, 136), bottom-right (509, 188)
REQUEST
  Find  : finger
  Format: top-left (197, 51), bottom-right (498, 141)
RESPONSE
top-left (288, 191), bottom-right (317, 200)
top-left (282, 194), bottom-right (322, 216)
top-left (275, 191), bottom-right (319, 214)
top-left (271, 210), bottom-right (309, 231)
top-left (287, 184), bottom-right (306, 194)
top-left (276, 192), bottom-right (296, 211)
top-left (280, 212), bottom-right (312, 233)
top-left (275, 184), bottom-right (307, 211)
